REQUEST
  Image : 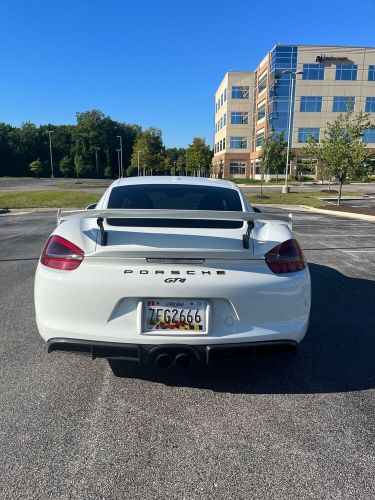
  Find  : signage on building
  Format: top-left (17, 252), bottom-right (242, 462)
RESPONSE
top-left (315, 55), bottom-right (349, 62)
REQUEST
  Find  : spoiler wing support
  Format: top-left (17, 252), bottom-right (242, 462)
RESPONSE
top-left (97, 217), bottom-right (108, 246)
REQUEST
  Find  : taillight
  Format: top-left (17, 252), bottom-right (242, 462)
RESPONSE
top-left (265, 239), bottom-right (306, 274)
top-left (40, 235), bottom-right (84, 270)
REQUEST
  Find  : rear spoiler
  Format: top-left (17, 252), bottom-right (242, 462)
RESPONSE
top-left (57, 208), bottom-right (292, 225)
top-left (57, 209), bottom-right (293, 248)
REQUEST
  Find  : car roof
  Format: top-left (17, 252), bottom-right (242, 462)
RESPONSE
top-left (110, 176), bottom-right (240, 191)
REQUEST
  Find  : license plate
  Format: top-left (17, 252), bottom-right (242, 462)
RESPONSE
top-left (143, 299), bottom-right (207, 333)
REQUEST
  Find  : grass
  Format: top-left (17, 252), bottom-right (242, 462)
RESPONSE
top-left (0, 190), bottom-right (99, 209)
top-left (247, 190), bottom-right (358, 207)
top-left (0, 188), bottom-right (361, 209)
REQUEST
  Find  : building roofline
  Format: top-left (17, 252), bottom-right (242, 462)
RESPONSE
top-left (270, 43), bottom-right (375, 50)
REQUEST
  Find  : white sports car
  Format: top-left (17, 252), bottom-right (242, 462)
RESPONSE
top-left (34, 177), bottom-right (310, 369)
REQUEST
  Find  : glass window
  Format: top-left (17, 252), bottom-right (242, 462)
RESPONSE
top-left (363, 129), bottom-right (375, 143)
top-left (223, 138), bottom-right (225, 150)
top-left (300, 96), bottom-right (322, 112)
top-left (223, 113), bottom-right (226, 126)
top-left (229, 162), bottom-right (246, 175)
top-left (270, 45), bottom-right (298, 73)
top-left (230, 112), bottom-right (248, 124)
top-left (107, 185), bottom-right (243, 228)
top-left (219, 139), bottom-right (222, 151)
top-left (335, 64), bottom-right (357, 80)
top-left (298, 128), bottom-right (320, 143)
top-left (232, 86), bottom-right (249, 99)
top-left (302, 63), bottom-right (324, 80)
top-left (230, 136), bottom-right (248, 149)
top-left (333, 96), bottom-right (355, 112)
top-left (368, 66), bottom-right (375, 81)
top-left (365, 97), bottom-right (375, 112)
top-left (224, 89), bottom-right (227, 101)
top-left (257, 103), bottom-right (266, 121)
top-left (258, 74), bottom-right (267, 94)
top-left (256, 132), bottom-right (264, 147)
top-left (220, 94), bottom-right (223, 106)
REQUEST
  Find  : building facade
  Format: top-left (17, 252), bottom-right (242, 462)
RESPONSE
top-left (212, 45), bottom-right (375, 179)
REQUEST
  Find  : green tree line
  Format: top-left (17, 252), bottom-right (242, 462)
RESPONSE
top-left (0, 109), bottom-right (212, 178)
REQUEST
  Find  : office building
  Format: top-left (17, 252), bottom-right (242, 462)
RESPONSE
top-left (212, 45), bottom-right (375, 179)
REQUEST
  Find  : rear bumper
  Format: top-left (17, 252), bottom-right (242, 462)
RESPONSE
top-left (47, 338), bottom-right (298, 365)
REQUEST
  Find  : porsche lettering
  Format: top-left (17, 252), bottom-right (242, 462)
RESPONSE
top-left (123, 269), bottom-right (226, 275)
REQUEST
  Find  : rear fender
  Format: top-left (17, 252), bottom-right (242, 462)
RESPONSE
top-left (252, 222), bottom-right (293, 257)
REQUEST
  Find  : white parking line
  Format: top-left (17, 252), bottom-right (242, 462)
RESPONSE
top-left (0, 211), bottom-right (32, 217)
top-left (295, 234), bottom-right (375, 237)
top-left (0, 234), bottom-right (23, 240)
top-left (339, 249), bottom-right (375, 253)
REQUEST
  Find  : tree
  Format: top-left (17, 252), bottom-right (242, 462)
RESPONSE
top-left (176, 153), bottom-right (186, 175)
top-left (162, 155), bottom-right (173, 175)
top-left (130, 127), bottom-right (164, 175)
top-left (104, 165), bottom-right (112, 178)
top-left (162, 147), bottom-right (185, 175)
top-left (29, 158), bottom-right (43, 177)
top-left (103, 150), bottom-right (113, 178)
top-left (59, 156), bottom-right (73, 177)
top-left (304, 108), bottom-right (374, 205)
top-left (0, 111), bottom-right (134, 179)
top-left (74, 154), bottom-right (85, 183)
top-left (258, 132), bottom-right (287, 195)
top-left (185, 137), bottom-right (212, 176)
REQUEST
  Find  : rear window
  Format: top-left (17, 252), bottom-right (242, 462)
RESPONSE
top-left (106, 184), bottom-right (244, 228)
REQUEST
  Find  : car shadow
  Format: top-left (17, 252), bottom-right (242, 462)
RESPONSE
top-left (108, 263), bottom-right (375, 394)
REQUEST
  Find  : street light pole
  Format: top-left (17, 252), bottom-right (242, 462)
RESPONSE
top-left (94, 146), bottom-right (100, 176)
top-left (137, 151), bottom-right (140, 176)
top-left (284, 75), bottom-right (294, 193)
top-left (47, 130), bottom-right (54, 178)
top-left (117, 135), bottom-right (123, 177)
top-left (281, 70), bottom-right (303, 193)
top-left (116, 148), bottom-right (121, 178)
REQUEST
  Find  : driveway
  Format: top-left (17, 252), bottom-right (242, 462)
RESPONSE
top-left (0, 209), bottom-right (374, 499)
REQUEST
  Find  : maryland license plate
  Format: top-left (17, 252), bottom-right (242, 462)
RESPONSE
top-left (143, 299), bottom-right (207, 333)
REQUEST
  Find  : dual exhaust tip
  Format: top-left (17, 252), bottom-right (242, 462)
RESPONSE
top-left (155, 352), bottom-right (192, 370)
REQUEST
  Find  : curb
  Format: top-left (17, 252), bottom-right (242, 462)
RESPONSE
top-left (300, 205), bottom-right (375, 222)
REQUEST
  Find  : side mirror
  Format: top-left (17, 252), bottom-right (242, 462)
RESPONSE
top-left (86, 203), bottom-right (97, 210)
top-left (253, 206), bottom-right (262, 213)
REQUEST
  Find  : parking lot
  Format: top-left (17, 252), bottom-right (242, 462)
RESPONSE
top-left (0, 209), bottom-right (374, 500)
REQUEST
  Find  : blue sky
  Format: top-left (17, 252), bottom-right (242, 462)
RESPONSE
top-left (2, 0), bottom-right (375, 148)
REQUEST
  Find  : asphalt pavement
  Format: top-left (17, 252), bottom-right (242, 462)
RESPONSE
top-left (0, 209), bottom-right (374, 500)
